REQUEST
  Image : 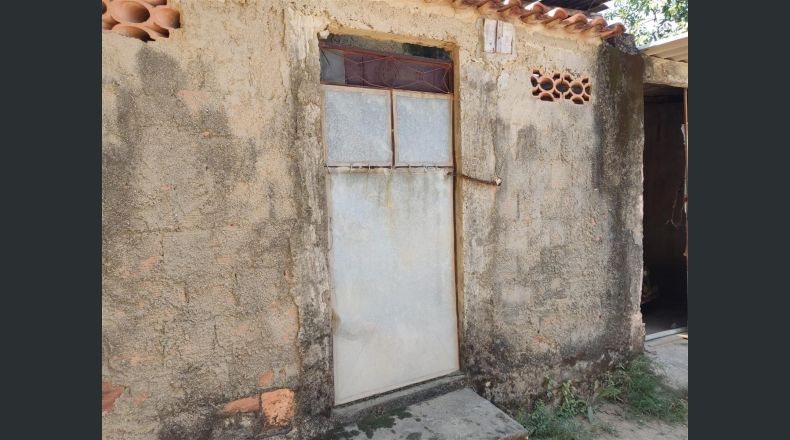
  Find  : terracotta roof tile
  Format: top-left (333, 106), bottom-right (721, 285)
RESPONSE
top-left (426, 0), bottom-right (626, 40)
top-left (101, 0), bottom-right (623, 43)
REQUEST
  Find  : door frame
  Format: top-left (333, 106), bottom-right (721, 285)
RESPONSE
top-left (318, 42), bottom-right (461, 406)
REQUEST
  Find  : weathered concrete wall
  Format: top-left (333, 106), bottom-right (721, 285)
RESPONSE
top-left (102, 2), bottom-right (327, 438)
top-left (643, 55), bottom-right (688, 88)
top-left (102, 1), bottom-right (644, 438)
top-left (452, 21), bottom-right (645, 409)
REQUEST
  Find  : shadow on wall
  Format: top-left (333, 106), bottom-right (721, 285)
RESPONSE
top-left (103, 44), bottom-right (295, 439)
top-left (104, 47), bottom-right (256, 238)
top-left (462, 38), bottom-right (645, 411)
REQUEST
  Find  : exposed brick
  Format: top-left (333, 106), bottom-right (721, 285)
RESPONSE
top-left (139, 255), bottom-right (161, 272)
top-left (258, 370), bottom-right (274, 386)
top-left (102, 381), bottom-right (125, 414)
top-left (222, 396), bottom-right (260, 415)
top-left (261, 389), bottom-right (295, 428)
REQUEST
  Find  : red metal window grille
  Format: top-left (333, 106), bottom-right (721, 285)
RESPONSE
top-left (319, 43), bottom-right (453, 94)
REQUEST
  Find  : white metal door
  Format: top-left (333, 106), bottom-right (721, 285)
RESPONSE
top-left (323, 86), bottom-right (459, 405)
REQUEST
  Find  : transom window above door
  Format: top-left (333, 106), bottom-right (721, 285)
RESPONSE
top-left (319, 42), bottom-right (454, 168)
top-left (322, 86), bottom-right (453, 167)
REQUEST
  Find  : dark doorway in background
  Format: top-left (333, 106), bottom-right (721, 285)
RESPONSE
top-left (642, 84), bottom-right (687, 336)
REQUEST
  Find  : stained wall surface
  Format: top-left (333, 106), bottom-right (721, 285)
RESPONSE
top-left (102, 1), bottom-right (645, 438)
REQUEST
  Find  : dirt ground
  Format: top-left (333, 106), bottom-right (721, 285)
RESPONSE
top-left (591, 402), bottom-right (688, 440)
top-left (586, 333), bottom-right (689, 440)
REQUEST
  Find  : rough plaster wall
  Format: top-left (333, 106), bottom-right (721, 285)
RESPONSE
top-left (455, 26), bottom-right (645, 409)
top-left (102, 0), bottom-right (644, 438)
top-left (102, 1), bottom-right (330, 438)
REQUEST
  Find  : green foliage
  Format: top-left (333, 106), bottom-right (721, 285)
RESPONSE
top-left (517, 381), bottom-right (606, 440)
top-left (518, 399), bottom-right (583, 440)
top-left (515, 356), bottom-right (687, 439)
top-left (601, 355), bottom-right (688, 423)
top-left (556, 381), bottom-right (587, 420)
top-left (605, 0), bottom-right (688, 45)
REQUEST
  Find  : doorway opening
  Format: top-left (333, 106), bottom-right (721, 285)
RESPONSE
top-left (642, 84), bottom-right (688, 337)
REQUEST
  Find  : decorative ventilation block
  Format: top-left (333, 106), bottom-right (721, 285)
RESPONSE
top-left (102, 0), bottom-right (180, 42)
top-left (530, 69), bottom-right (591, 104)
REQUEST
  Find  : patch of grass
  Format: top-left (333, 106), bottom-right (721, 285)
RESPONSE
top-left (514, 356), bottom-right (687, 438)
top-left (517, 399), bottom-right (615, 440)
top-left (517, 399), bottom-right (580, 440)
top-left (600, 355), bottom-right (688, 424)
top-left (516, 382), bottom-right (606, 440)
top-left (556, 381), bottom-right (586, 419)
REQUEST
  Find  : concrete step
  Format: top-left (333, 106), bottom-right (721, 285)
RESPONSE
top-left (327, 387), bottom-right (528, 439)
top-left (331, 374), bottom-right (467, 426)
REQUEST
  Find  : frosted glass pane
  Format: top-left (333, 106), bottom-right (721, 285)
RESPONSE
top-left (330, 170), bottom-right (459, 404)
top-left (395, 93), bottom-right (452, 166)
top-left (323, 87), bottom-right (392, 165)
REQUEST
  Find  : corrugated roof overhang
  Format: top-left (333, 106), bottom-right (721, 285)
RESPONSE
top-left (639, 32), bottom-right (688, 63)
